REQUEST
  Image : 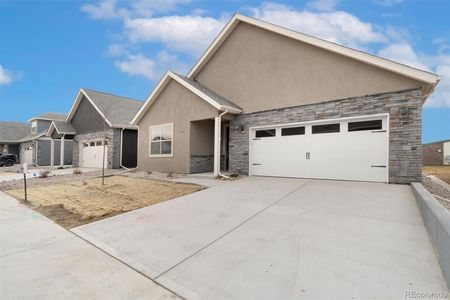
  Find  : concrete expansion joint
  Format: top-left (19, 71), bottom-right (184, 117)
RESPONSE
top-left (70, 229), bottom-right (186, 300)
top-left (0, 236), bottom-right (74, 259)
top-left (154, 179), bottom-right (312, 280)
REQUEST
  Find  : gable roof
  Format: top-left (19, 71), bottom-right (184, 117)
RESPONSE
top-left (46, 121), bottom-right (76, 136)
top-left (131, 71), bottom-right (242, 125)
top-left (188, 14), bottom-right (440, 92)
top-left (28, 112), bottom-right (67, 122)
top-left (66, 88), bottom-right (143, 128)
top-left (0, 121), bottom-right (31, 143)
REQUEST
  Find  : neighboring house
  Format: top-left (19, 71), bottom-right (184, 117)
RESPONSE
top-left (0, 121), bottom-right (31, 159)
top-left (1, 113), bottom-right (73, 166)
top-left (131, 14), bottom-right (441, 184)
top-left (63, 88), bottom-right (142, 169)
top-left (423, 139), bottom-right (450, 165)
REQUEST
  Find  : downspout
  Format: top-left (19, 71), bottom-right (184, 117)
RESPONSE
top-left (216, 108), bottom-right (230, 179)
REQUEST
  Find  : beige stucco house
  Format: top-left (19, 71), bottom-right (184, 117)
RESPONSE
top-left (132, 14), bottom-right (441, 184)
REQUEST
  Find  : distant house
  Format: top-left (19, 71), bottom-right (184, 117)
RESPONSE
top-left (0, 121), bottom-right (30, 159)
top-left (59, 88), bottom-right (142, 169)
top-left (423, 139), bottom-right (450, 165)
top-left (0, 112), bottom-right (73, 166)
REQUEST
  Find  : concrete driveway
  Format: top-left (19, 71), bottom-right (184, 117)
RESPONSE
top-left (0, 192), bottom-right (177, 299)
top-left (73, 177), bottom-right (448, 299)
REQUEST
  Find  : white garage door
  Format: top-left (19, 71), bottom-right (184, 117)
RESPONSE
top-left (22, 146), bottom-right (33, 165)
top-left (81, 140), bottom-right (107, 168)
top-left (250, 115), bottom-right (388, 182)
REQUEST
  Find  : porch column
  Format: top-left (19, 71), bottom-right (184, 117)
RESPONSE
top-left (50, 139), bottom-right (54, 167)
top-left (60, 135), bottom-right (65, 166)
top-left (213, 116), bottom-right (220, 177)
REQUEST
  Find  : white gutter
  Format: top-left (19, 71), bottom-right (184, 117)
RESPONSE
top-left (214, 109), bottom-right (230, 179)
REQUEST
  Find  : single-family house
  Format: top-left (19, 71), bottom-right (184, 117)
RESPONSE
top-left (131, 14), bottom-right (440, 184)
top-left (423, 139), bottom-right (450, 165)
top-left (0, 112), bottom-right (73, 166)
top-left (62, 88), bottom-right (142, 169)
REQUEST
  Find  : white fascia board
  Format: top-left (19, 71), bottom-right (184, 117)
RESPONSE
top-left (111, 124), bottom-right (139, 130)
top-left (66, 89), bottom-right (113, 127)
top-left (46, 122), bottom-right (56, 137)
top-left (188, 14), bottom-right (440, 85)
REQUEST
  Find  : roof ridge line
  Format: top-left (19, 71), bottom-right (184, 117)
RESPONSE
top-left (82, 88), bottom-right (144, 103)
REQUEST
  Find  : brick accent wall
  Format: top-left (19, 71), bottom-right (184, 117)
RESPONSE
top-left (228, 88), bottom-right (423, 184)
top-left (423, 143), bottom-right (443, 165)
top-left (72, 128), bottom-right (122, 169)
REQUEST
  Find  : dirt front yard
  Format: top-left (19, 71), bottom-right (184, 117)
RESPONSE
top-left (422, 165), bottom-right (450, 184)
top-left (5, 176), bottom-right (203, 228)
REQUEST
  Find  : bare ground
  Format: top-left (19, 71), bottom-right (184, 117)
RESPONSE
top-left (421, 176), bottom-right (450, 211)
top-left (5, 176), bottom-right (203, 228)
top-left (422, 165), bottom-right (450, 184)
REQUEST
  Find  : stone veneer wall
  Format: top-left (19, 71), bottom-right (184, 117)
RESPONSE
top-left (190, 155), bottom-right (214, 173)
top-left (72, 128), bottom-right (122, 169)
top-left (229, 88), bottom-right (423, 184)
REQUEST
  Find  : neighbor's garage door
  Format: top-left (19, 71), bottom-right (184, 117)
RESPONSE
top-left (81, 140), bottom-right (107, 168)
top-left (250, 115), bottom-right (388, 182)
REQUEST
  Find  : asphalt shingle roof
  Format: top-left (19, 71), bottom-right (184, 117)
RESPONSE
top-left (175, 74), bottom-right (241, 111)
top-left (52, 120), bottom-right (76, 134)
top-left (83, 89), bottom-right (144, 126)
top-left (0, 121), bottom-right (31, 142)
top-left (33, 112), bottom-right (67, 121)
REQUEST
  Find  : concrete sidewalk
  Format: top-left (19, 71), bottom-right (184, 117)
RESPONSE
top-left (0, 192), bottom-right (177, 299)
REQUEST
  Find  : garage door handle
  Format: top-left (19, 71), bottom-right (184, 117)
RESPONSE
top-left (371, 130), bottom-right (386, 133)
top-left (253, 138), bottom-right (261, 141)
top-left (371, 165), bottom-right (386, 168)
top-left (253, 163), bottom-right (261, 165)
top-left (306, 152), bottom-right (310, 160)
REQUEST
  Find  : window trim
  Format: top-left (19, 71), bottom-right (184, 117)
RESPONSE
top-left (149, 123), bottom-right (174, 157)
top-left (31, 121), bottom-right (37, 134)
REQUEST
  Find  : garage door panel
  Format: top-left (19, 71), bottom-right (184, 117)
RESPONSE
top-left (250, 116), bottom-right (388, 182)
top-left (81, 141), bottom-right (107, 169)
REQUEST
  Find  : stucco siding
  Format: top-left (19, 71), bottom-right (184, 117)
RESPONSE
top-left (195, 22), bottom-right (423, 113)
top-left (229, 88), bottom-right (423, 184)
top-left (137, 80), bottom-right (218, 174)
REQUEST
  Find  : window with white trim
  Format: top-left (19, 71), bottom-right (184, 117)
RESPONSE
top-left (149, 123), bottom-right (173, 156)
top-left (31, 121), bottom-right (37, 134)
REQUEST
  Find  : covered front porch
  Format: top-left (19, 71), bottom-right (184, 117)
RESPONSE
top-left (190, 112), bottom-right (235, 177)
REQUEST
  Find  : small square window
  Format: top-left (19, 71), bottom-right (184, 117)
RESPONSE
top-left (312, 123), bottom-right (340, 134)
top-left (281, 127), bottom-right (305, 136)
top-left (255, 129), bottom-right (276, 138)
top-left (84, 143), bottom-right (89, 147)
top-left (90, 142), bottom-right (95, 146)
top-left (96, 141), bottom-right (102, 146)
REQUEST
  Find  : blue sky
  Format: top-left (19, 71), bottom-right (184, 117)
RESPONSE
top-left (0, 0), bottom-right (449, 143)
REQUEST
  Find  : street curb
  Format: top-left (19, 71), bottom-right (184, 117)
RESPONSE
top-left (411, 182), bottom-right (450, 289)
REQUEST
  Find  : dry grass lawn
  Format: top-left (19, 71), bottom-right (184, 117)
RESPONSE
top-left (422, 165), bottom-right (450, 184)
top-left (6, 176), bottom-right (203, 228)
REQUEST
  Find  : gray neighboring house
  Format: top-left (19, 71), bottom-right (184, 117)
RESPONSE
top-left (131, 14), bottom-right (441, 184)
top-left (0, 121), bottom-right (31, 160)
top-left (0, 112), bottom-right (74, 166)
top-left (63, 88), bottom-right (142, 169)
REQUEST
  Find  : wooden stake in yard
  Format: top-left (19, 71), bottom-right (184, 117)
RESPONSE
top-left (22, 163), bottom-right (28, 202)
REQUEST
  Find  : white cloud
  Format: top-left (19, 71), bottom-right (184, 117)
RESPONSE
top-left (124, 15), bottom-right (226, 55)
top-left (115, 51), bottom-right (188, 80)
top-left (377, 43), bottom-right (431, 71)
top-left (81, 0), bottom-right (118, 20)
top-left (130, 0), bottom-right (191, 17)
top-left (249, 3), bottom-right (386, 49)
top-left (107, 43), bottom-right (129, 56)
top-left (373, 0), bottom-right (404, 6)
top-left (306, 0), bottom-right (339, 12)
top-left (0, 65), bottom-right (20, 85)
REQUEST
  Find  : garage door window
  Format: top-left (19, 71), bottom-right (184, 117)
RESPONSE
top-left (312, 123), bottom-right (340, 134)
top-left (282, 126), bottom-right (305, 136)
top-left (255, 129), bottom-right (276, 138)
top-left (150, 123), bottom-right (173, 157)
top-left (348, 120), bottom-right (382, 132)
